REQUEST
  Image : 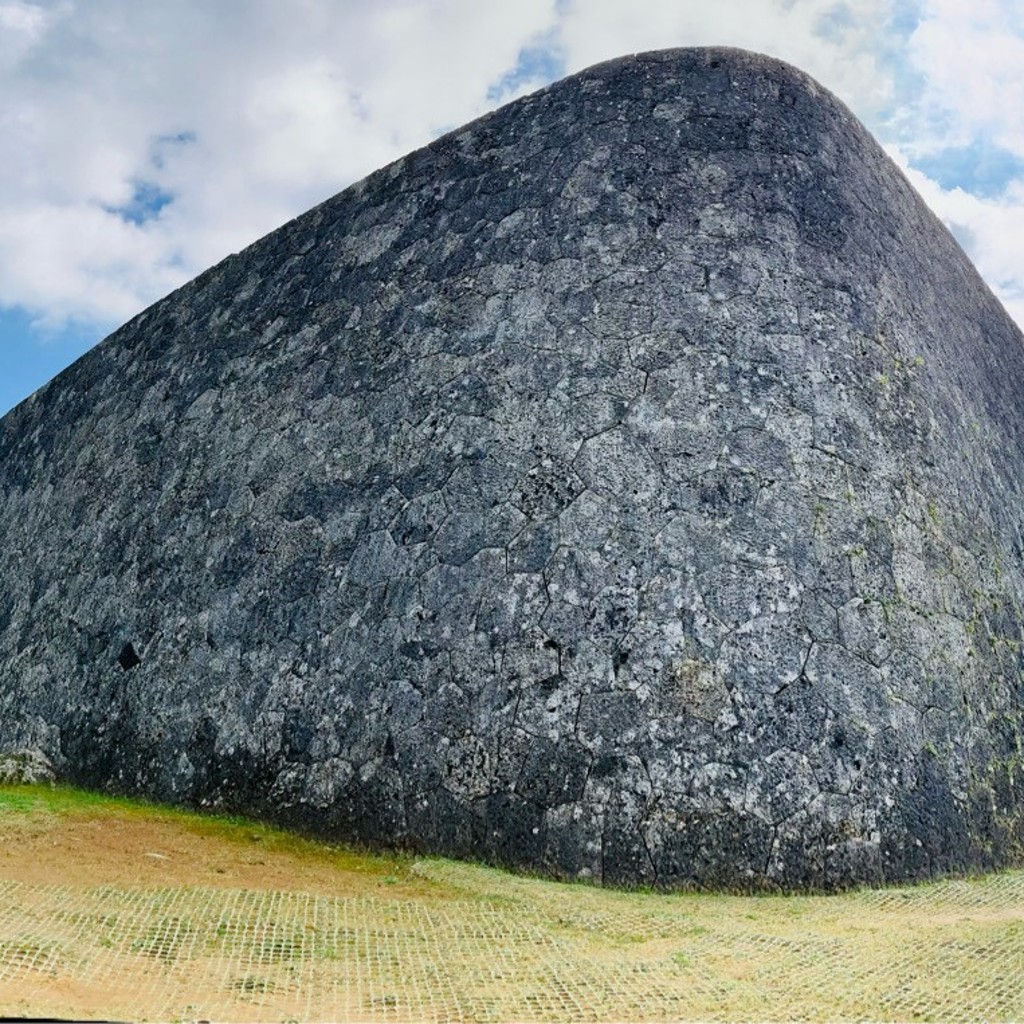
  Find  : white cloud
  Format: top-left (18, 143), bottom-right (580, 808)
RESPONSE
top-left (904, 0), bottom-right (1024, 157)
top-left (557, 0), bottom-right (899, 121)
top-left (0, 0), bottom-right (560, 332)
top-left (888, 145), bottom-right (1024, 326)
top-left (0, 202), bottom-right (184, 328)
top-left (0, 0), bottom-right (61, 70)
top-left (882, 0), bottom-right (1024, 324)
top-left (1, 0), bottom-right (1024, 342)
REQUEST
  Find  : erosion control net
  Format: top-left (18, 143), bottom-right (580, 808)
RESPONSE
top-left (1, 863), bottom-right (1022, 1021)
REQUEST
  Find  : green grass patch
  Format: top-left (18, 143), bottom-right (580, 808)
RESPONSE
top-left (0, 788), bottom-right (41, 815)
top-left (0, 782), bottom-right (135, 816)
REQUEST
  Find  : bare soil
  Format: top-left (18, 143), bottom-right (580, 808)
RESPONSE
top-left (0, 791), bottom-right (428, 897)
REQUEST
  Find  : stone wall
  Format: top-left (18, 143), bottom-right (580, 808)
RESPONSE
top-left (2, 47), bottom-right (1024, 889)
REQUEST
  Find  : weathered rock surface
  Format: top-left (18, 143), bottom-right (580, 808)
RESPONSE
top-left (0, 748), bottom-right (55, 785)
top-left (3, 47), bottom-right (1024, 889)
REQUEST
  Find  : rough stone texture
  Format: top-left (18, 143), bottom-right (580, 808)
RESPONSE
top-left (2, 47), bottom-right (1024, 890)
top-left (0, 749), bottom-right (55, 785)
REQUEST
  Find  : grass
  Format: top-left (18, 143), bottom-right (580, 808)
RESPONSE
top-left (1, 782), bottom-right (1024, 1021)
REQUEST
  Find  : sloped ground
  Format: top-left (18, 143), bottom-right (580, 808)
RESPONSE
top-left (1, 785), bottom-right (1022, 1022)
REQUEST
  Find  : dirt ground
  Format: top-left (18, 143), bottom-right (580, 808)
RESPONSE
top-left (0, 789), bottom-right (430, 897)
top-left (2, 785), bottom-right (1024, 1023)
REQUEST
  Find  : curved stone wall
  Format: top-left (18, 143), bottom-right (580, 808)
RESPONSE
top-left (3, 47), bottom-right (1024, 889)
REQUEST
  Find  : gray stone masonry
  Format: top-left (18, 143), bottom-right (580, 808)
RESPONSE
top-left (3, 47), bottom-right (1024, 889)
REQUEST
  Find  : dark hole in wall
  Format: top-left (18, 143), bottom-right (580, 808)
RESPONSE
top-left (117, 642), bottom-right (141, 671)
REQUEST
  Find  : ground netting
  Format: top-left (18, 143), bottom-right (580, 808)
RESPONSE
top-left (1, 862), bottom-right (1023, 1022)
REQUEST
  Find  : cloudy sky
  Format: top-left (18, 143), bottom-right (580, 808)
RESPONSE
top-left (1, 0), bottom-right (1022, 416)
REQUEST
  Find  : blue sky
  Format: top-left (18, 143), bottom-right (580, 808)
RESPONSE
top-left (2, 0), bottom-right (1023, 417)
